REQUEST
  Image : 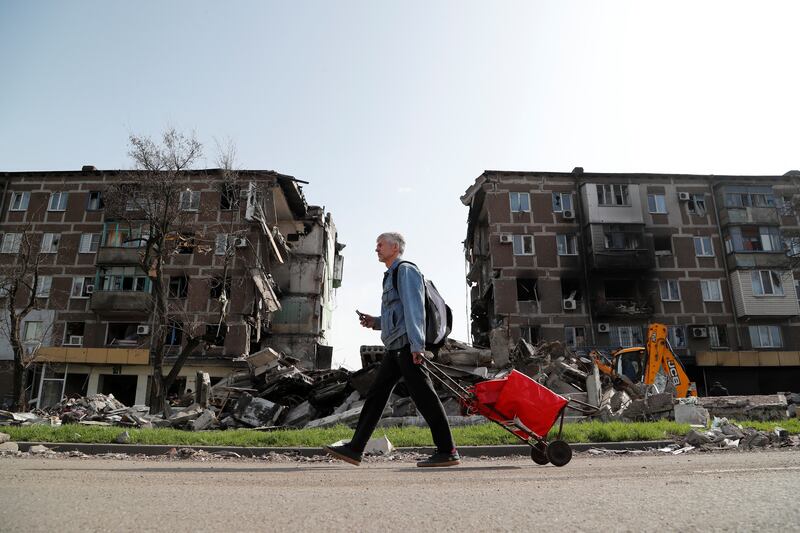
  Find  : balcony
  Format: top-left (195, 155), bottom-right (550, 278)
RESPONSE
top-left (90, 290), bottom-right (151, 316)
top-left (592, 298), bottom-right (654, 318)
top-left (37, 347), bottom-right (150, 365)
top-left (725, 251), bottom-right (788, 271)
top-left (96, 246), bottom-right (143, 265)
top-left (719, 207), bottom-right (779, 227)
top-left (588, 249), bottom-right (653, 271)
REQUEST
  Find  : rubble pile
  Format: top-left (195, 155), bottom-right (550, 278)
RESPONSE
top-left (661, 417), bottom-right (799, 453)
top-left (1, 339), bottom-right (797, 434)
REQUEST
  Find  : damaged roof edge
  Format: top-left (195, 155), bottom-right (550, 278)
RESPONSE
top-left (276, 175), bottom-right (308, 219)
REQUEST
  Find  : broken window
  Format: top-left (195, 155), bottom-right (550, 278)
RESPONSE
top-left (653, 235), bottom-right (672, 255)
top-left (106, 323), bottom-right (139, 346)
top-left (40, 233), bottom-right (60, 253)
top-left (551, 192), bottom-right (573, 213)
top-left (668, 325), bottom-right (687, 348)
top-left (205, 324), bottom-right (226, 346)
top-left (724, 188), bottom-right (776, 208)
top-left (611, 326), bottom-right (643, 348)
top-left (687, 194), bottom-right (707, 215)
top-left (63, 322), bottom-right (85, 346)
top-left (556, 234), bottom-right (578, 256)
top-left (176, 233), bottom-right (195, 254)
top-left (603, 225), bottom-right (640, 250)
top-left (751, 270), bottom-right (784, 296)
top-left (597, 184), bottom-right (629, 206)
top-left (166, 321), bottom-right (183, 346)
top-left (708, 325), bottom-right (728, 348)
top-left (603, 280), bottom-right (636, 299)
top-left (516, 278), bottom-right (538, 301)
top-left (726, 226), bottom-right (782, 252)
top-left (220, 184), bottom-right (240, 210)
top-left (564, 326), bottom-right (586, 347)
top-left (509, 192), bottom-right (530, 213)
top-left (209, 276), bottom-right (231, 299)
top-left (169, 275), bottom-right (189, 298)
top-left (98, 266), bottom-right (148, 292)
top-left (87, 191), bottom-right (104, 211)
top-left (512, 235), bottom-right (534, 255)
top-left (560, 278), bottom-right (582, 301)
top-left (520, 326), bottom-right (539, 344)
top-left (104, 222), bottom-right (148, 248)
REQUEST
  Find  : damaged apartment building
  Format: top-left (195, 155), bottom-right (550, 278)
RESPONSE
top-left (0, 167), bottom-right (343, 408)
top-left (462, 168), bottom-right (800, 395)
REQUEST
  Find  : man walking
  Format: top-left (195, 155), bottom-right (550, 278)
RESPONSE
top-left (324, 232), bottom-right (460, 467)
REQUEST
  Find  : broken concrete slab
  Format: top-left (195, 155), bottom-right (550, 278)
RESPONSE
top-left (115, 431), bottom-right (131, 444)
top-left (364, 436), bottom-right (394, 455)
top-left (190, 409), bottom-right (218, 431)
top-left (196, 372), bottom-right (211, 408)
top-left (0, 432), bottom-right (9, 444)
top-left (233, 393), bottom-right (279, 427)
top-left (283, 401), bottom-right (315, 427)
top-left (168, 404), bottom-right (204, 426)
top-left (674, 403), bottom-right (710, 426)
top-left (0, 442), bottom-right (19, 453)
top-left (305, 405), bottom-right (368, 429)
top-left (246, 347), bottom-right (282, 370)
top-left (29, 444), bottom-right (51, 454)
top-left (698, 395), bottom-right (788, 421)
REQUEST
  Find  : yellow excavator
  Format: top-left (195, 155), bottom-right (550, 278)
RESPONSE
top-left (591, 323), bottom-right (697, 398)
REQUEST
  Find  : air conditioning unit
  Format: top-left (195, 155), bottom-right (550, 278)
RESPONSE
top-left (499, 234), bottom-right (513, 244)
top-left (235, 237), bottom-right (248, 248)
top-left (678, 192), bottom-right (691, 201)
top-left (597, 323), bottom-right (610, 333)
top-left (562, 299), bottom-right (577, 311)
top-left (68, 335), bottom-right (83, 346)
top-left (562, 209), bottom-right (575, 220)
top-left (136, 324), bottom-right (150, 335)
top-left (691, 326), bottom-right (708, 338)
top-left (85, 285), bottom-right (94, 294)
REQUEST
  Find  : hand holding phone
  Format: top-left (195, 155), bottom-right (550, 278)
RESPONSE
top-left (356, 309), bottom-right (374, 328)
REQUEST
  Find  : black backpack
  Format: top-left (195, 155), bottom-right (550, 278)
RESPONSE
top-left (392, 260), bottom-right (453, 353)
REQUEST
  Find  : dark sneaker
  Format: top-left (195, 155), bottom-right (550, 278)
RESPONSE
top-left (323, 444), bottom-right (362, 466)
top-left (417, 451), bottom-right (461, 468)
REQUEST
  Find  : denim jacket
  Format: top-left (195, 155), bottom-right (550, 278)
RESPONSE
top-left (373, 259), bottom-right (426, 353)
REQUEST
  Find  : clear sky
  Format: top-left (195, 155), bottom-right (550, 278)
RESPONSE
top-left (2, 1), bottom-right (799, 369)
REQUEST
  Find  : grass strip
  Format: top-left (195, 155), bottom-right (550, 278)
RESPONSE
top-left (3, 419), bottom-right (796, 448)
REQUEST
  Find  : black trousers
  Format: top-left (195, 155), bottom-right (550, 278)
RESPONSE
top-left (349, 345), bottom-right (455, 454)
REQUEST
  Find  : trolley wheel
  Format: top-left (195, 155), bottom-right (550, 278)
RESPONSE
top-left (546, 440), bottom-right (572, 467)
top-left (530, 443), bottom-right (549, 465)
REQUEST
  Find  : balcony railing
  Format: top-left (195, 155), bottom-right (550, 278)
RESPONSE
top-left (90, 290), bottom-right (151, 316)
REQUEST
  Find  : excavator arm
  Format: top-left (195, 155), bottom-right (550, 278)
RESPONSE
top-left (644, 323), bottom-right (697, 397)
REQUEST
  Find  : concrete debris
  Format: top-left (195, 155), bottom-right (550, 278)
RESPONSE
top-left (233, 394), bottom-right (280, 427)
top-left (674, 402), bottom-right (710, 426)
top-left (114, 431), bottom-right (131, 444)
top-left (0, 432), bottom-right (9, 444)
top-left (676, 417), bottom-right (795, 451)
top-left (364, 435), bottom-right (394, 455)
top-left (698, 395), bottom-right (789, 421)
top-left (29, 444), bottom-right (51, 454)
top-left (0, 442), bottom-right (19, 453)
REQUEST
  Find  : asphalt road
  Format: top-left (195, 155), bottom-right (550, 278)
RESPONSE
top-left (1, 449), bottom-right (798, 532)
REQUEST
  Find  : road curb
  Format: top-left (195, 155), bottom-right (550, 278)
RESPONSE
top-left (14, 440), bottom-right (675, 457)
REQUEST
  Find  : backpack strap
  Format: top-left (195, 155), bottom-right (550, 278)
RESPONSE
top-left (391, 260), bottom-right (418, 290)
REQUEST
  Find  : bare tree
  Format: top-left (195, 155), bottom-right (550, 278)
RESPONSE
top-left (0, 224), bottom-right (51, 410)
top-left (104, 129), bottom-right (250, 414)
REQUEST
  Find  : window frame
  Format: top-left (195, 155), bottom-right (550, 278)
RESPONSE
top-left (647, 193), bottom-right (667, 214)
top-left (700, 279), bottom-right (723, 302)
top-left (749, 325), bottom-right (782, 348)
top-left (9, 192), bottom-right (30, 211)
top-left (564, 326), bottom-right (586, 348)
top-left (179, 190), bottom-right (201, 211)
top-left (79, 233), bottom-right (101, 254)
top-left (708, 325), bottom-right (728, 348)
top-left (35, 275), bottom-right (52, 298)
top-left (751, 270), bottom-right (784, 296)
top-left (40, 233), bottom-right (60, 254)
top-left (1, 233), bottom-right (22, 254)
top-left (512, 234), bottom-right (535, 256)
top-left (86, 191), bottom-right (104, 211)
top-left (693, 236), bottom-right (714, 257)
top-left (70, 276), bottom-right (94, 299)
top-left (659, 279), bottom-right (681, 302)
top-left (551, 192), bottom-right (573, 213)
top-left (667, 325), bottom-right (687, 349)
top-left (509, 192), bottom-right (531, 213)
top-left (556, 234), bottom-right (578, 256)
top-left (48, 191), bottom-right (68, 211)
top-left (687, 194), bottom-right (707, 215)
top-left (597, 184), bottom-right (630, 206)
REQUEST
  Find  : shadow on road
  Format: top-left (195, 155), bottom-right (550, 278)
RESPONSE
top-left (23, 464), bottom-right (524, 474)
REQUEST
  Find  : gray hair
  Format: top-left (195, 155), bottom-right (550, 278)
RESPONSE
top-left (377, 232), bottom-right (405, 254)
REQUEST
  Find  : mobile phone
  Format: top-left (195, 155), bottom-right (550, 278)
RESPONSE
top-left (356, 309), bottom-right (366, 318)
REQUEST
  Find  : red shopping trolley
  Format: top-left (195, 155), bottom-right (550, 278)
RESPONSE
top-left (424, 360), bottom-right (596, 466)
